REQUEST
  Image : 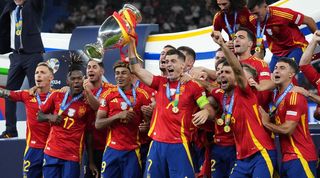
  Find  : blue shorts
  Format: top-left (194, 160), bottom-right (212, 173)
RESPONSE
top-left (140, 143), bottom-right (150, 174)
top-left (144, 140), bottom-right (195, 178)
top-left (23, 147), bottom-right (44, 178)
top-left (101, 147), bottom-right (141, 178)
top-left (230, 149), bottom-right (277, 178)
top-left (269, 47), bottom-right (303, 72)
top-left (281, 159), bottom-right (317, 178)
top-left (191, 143), bottom-right (205, 173)
top-left (211, 144), bottom-right (236, 178)
top-left (43, 154), bottom-right (80, 178)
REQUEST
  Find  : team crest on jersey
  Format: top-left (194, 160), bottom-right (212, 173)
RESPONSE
top-left (120, 102), bottom-right (128, 110)
top-left (68, 108), bottom-right (76, 117)
top-left (239, 15), bottom-right (247, 24)
top-left (100, 99), bottom-right (106, 107)
top-left (266, 29), bottom-right (273, 35)
top-left (78, 106), bottom-right (86, 117)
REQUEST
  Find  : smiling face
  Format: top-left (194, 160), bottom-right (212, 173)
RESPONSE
top-left (86, 60), bottom-right (104, 83)
top-left (159, 47), bottom-right (174, 75)
top-left (180, 50), bottom-right (195, 72)
top-left (219, 65), bottom-right (236, 92)
top-left (35, 65), bottom-right (53, 88)
top-left (165, 54), bottom-right (185, 81)
top-left (115, 67), bottom-right (132, 89)
top-left (67, 70), bottom-right (84, 95)
top-left (233, 30), bottom-right (253, 55)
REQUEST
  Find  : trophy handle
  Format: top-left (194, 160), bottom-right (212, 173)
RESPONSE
top-left (84, 43), bottom-right (104, 62)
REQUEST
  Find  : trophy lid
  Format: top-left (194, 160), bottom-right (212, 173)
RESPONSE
top-left (121, 4), bottom-right (142, 23)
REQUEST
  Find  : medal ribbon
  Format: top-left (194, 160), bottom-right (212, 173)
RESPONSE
top-left (224, 11), bottom-right (237, 38)
top-left (134, 80), bottom-right (140, 89)
top-left (118, 86), bottom-right (136, 109)
top-left (222, 91), bottom-right (235, 126)
top-left (95, 87), bottom-right (102, 99)
top-left (256, 12), bottom-right (269, 49)
top-left (58, 90), bottom-right (83, 116)
top-left (36, 92), bottom-right (50, 109)
top-left (165, 81), bottom-right (181, 109)
top-left (15, 6), bottom-right (22, 36)
top-left (269, 83), bottom-right (293, 117)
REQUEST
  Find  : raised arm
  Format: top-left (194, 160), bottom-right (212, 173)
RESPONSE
top-left (303, 15), bottom-right (317, 34)
top-left (128, 39), bottom-right (154, 86)
top-left (211, 31), bottom-right (247, 90)
top-left (299, 31), bottom-right (320, 66)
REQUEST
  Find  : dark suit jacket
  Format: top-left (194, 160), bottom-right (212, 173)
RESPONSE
top-left (0, 0), bottom-right (45, 54)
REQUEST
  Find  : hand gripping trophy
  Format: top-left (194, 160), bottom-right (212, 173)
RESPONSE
top-left (84, 4), bottom-right (142, 62)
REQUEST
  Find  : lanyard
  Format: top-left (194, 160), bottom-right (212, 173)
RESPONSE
top-left (15, 6), bottom-right (22, 36)
top-left (269, 83), bottom-right (293, 117)
top-left (256, 12), bottom-right (269, 48)
top-left (118, 86), bottom-right (136, 109)
top-left (224, 11), bottom-right (237, 38)
top-left (95, 87), bottom-right (102, 99)
top-left (222, 92), bottom-right (235, 124)
top-left (36, 92), bottom-right (50, 109)
top-left (166, 81), bottom-right (181, 108)
top-left (58, 90), bottom-right (83, 116)
top-left (134, 80), bottom-right (140, 89)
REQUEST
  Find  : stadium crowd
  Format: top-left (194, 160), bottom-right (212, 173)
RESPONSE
top-left (0, 0), bottom-right (320, 178)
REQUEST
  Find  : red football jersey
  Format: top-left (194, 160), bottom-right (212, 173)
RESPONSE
top-left (91, 82), bottom-right (115, 151)
top-left (210, 88), bottom-right (235, 146)
top-left (98, 87), bottom-right (151, 151)
top-left (148, 76), bottom-right (208, 143)
top-left (213, 7), bottom-right (256, 40)
top-left (41, 91), bottom-right (94, 162)
top-left (274, 91), bottom-right (317, 162)
top-left (240, 56), bottom-right (272, 111)
top-left (249, 6), bottom-right (307, 56)
top-left (227, 85), bottom-right (275, 159)
top-left (10, 90), bottom-right (51, 149)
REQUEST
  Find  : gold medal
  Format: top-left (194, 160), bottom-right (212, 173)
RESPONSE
top-left (172, 107), bottom-right (179, 114)
top-left (230, 33), bottom-right (236, 40)
top-left (255, 46), bottom-right (261, 53)
top-left (216, 118), bottom-right (224, 126)
top-left (224, 125), bottom-right (231, 133)
top-left (16, 30), bottom-right (21, 36)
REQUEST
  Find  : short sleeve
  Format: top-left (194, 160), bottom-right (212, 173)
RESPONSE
top-left (150, 75), bottom-right (163, 91)
top-left (300, 64), bottom-right (320, 88)
top-left (285, 92), bottom-right (307, 122)
top-left (257, 62), bottom-right (272, 81)
top-left (9, 90), bottom-right (25, 102)
top-left (213, 12), bottom-right (222, 32)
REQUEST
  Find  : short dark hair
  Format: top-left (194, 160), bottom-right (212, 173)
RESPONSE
top-left (277, 57), bottom-right (299, 74)
top-left (247, 0), bottom-right (266, 11)
top-left (37, 62), bottom-right (54, 75)
top-left (236, 27), bottom-right (255, 42)
top-left (88, 59), bottom-right (104, 69)
top-left (113, 61), bottom-right (130, 72)
top-left (166, 49), bottom-right (186, 62)
top-left (217, 47), bottom-right (222, 52)
top-left (163, 45), bottom-right (175, 49)
top-left (177, 46), bottom-right (196, 61)
top-left (242, 63), bottom-right (258, 79)
top-left (211, 0), bottom-right (246, 12)
top-left (215, 58), bottom-right (227, 70)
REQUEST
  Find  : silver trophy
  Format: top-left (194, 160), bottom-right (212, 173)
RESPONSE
top-left (84, 4), bottom-right (142, 62)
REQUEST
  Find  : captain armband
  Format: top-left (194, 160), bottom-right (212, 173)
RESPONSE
top-left (196, 95), bottom-right (210, 109)
top-left (129, 57), bottom-right (139, 65)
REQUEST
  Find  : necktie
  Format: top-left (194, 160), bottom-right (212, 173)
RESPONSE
top-left (14, 6), bottom-right (22, 50)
